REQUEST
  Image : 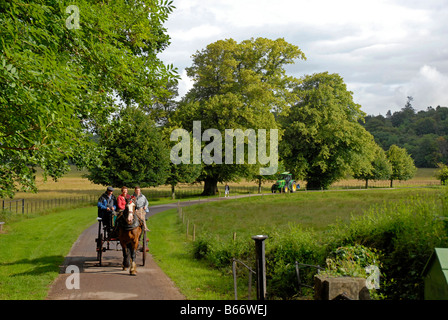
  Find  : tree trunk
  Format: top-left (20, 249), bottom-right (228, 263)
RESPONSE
top-left (202, 177), bottom-right (218, 196)
top-left (365, 179), bottom-right (369, 189)
top-left (258, 178), bottom-right (262, 194)
top-left (390, 179), bottom-right (393, 188)
top-left (171, 184), bottom-right (175, 200)
top-left (306, 179), bottom-right (328, 190)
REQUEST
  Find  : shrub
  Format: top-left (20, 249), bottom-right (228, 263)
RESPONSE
top-left (321, 244), bottom-right (382, 278)
top-left (265, 225), bottom-right (326, 299)
top-left (191, 238), bottom-right (211, 260)
top-left (436, 163), bottom-right (448, 185)
top-left (329, 194), bottom-right (448, 299)
top-left (191, 234), bottom-right (253, 269)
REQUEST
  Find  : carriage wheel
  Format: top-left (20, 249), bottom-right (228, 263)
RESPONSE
top-left (97, 234), bottom-right (103, 266)
top-left (96, 220), bottom-right (104, 266)
top-left (141, 230), bottom-right (147, 266)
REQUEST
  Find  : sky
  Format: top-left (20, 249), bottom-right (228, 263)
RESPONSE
top-left (158, 0), bottom-right (448, 116)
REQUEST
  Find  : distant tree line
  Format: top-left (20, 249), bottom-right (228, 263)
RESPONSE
top-left (362, 96), bottom-right (448, 168)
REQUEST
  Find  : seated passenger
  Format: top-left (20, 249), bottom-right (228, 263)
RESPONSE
top-left (133, 186), bottom-right (150, 231)
top-left (117, 186), bottom-right (131, 212)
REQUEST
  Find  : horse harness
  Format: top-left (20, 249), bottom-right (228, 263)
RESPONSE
top-left (115, 201), bottom-right (144, 231)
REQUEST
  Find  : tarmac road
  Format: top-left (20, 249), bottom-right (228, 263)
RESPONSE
top-left (46, 194), bottom-right (269, 300)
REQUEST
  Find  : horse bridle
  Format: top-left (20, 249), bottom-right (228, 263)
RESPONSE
top-left (126, 199), bottom-right (136, 224)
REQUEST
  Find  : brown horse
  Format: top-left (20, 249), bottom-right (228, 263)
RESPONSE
top-left (116, 197), bottom-right (143, 275)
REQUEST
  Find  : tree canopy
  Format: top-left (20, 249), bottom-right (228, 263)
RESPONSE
top-left (386, 144), bottom-right (417, 187)
top-left (85, 106), bottom-right (171, 188)
top-left (352, 144), bottom-right (392, 188)
top-left (280, 72), bottom-right (379, 189)
top-left (0, 0), bottom-right (177, 198)
top-left (173, 37), bottom-right (306, 195)
top-left (362, 99), bottom-right (448, 168)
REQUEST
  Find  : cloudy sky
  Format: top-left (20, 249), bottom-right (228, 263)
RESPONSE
top-left (158, 0), bottom-right (448, 115)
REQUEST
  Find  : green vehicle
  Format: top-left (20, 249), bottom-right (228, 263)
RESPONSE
top-left (271, 172), bottom-right (299, 193)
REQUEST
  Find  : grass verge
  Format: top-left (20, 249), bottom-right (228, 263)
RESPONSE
top-left (148, 208), bottom-right (240, 300)
top-left (0, 207), bottom-right (96, 300)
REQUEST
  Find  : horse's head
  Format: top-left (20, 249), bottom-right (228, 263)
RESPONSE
top-left (125, 198), bottom-right (136, 224)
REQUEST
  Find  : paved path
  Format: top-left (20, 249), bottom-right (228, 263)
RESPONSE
top-left (46, 194), bottom-right (270, 300)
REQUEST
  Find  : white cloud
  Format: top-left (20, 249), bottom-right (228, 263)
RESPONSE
top-left (177, 69), bottom-right (194, 99)
top-left (394, 65), bottom-right (448, 109)
top-left (171, 25), bottom-right (222, 42)
top-left (160, 0), bottom-right (448, 114)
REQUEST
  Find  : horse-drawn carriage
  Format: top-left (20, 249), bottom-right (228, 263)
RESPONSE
top-left (95, 197), bottom-right (148, 275)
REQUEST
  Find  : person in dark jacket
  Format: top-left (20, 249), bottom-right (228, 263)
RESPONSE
top-left (97, 186), bottom-right (117, 231)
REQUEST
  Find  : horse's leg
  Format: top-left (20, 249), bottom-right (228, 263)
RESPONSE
top-left (121, 243), bottom-right (130, 270)
top-left (129, 241), bottom-right (138, 275)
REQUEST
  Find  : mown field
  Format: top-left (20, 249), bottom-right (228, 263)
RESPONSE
top-left (148, 186), bottom-right (448, 300)
top-left (175, 188), bottom-right (442, 238)
top-left (9, 167), bottom-right (440, 201)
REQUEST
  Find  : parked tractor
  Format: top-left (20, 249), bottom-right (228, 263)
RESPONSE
top-left (271, 172), bottom-right (299, 193)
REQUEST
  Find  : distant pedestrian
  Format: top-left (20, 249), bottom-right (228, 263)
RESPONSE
top-left (225, 184), bottom-right (230, 198)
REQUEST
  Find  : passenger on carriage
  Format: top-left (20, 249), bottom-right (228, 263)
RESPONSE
top-left (97, 186), bottom-right (117, 231)
top-left (117, 186), bottom-right (131, 212)
top-left (132, 186), bottom-right (150, 232)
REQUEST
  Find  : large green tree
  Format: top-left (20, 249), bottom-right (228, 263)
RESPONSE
top-left (173, 38), bottom-right (306, 195)
top-left (86, 106), bottom-right (170, 188)
top-left (0, 0), bottom-right (177, 198)
top-left (280, 72), bottom-right (378, 190)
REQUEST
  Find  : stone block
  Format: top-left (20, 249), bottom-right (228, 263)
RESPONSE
top-left (314, 275), bottom-right (370, 300)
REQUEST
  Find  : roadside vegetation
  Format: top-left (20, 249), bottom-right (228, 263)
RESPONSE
top-left (149, 187), bottom-right (448, 300)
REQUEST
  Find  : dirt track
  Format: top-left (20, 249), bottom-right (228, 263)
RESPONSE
top-left (46, 195), bottom-right (268, 300)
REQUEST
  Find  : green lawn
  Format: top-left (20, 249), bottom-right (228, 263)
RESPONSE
top-left (148, 187), bottom-right (444, 299)
top-left (179, 188), bottom-right (442, 239)
top-left (0, 207), bottom-right (96, 299)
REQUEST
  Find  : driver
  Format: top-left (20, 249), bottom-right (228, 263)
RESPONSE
top-left (97, 186), bottom-right (117, 233)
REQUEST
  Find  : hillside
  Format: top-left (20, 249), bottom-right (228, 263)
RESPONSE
top-left (362, 98), bottom-right (448, 168)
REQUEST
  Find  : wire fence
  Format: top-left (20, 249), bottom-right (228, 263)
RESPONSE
top-left (231, 250), bottom-right (326, 300)
top-left (0, 185), bottom-right (266, 216)
top-left (231, 257), bottom-right (326, 300)
top-left (0, 178), bottom-right (441, 216)
top-left (1, 194), bottom-right (99, 215)
top-left (295, 262), bottom-right (325, 296)
top-left (145, 185), bottom-right (271, 200)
